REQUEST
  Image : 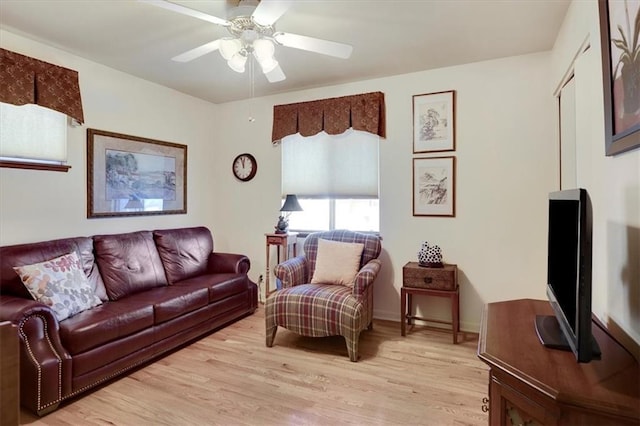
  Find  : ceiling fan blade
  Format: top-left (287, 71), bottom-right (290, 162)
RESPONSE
top-left (172, 39), bottom-right (221, 62)
top-left (139, 0), bottom-right (229, 26)
top-left (252, 0), bottom-right (292, 26)
top-left (265, 64), bottom-right (286, 83)
top-left (274, 32), bottom-right (353, 59)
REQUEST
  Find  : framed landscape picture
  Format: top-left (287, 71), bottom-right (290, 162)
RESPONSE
top-left (87, 129), bottom-right (187, 218)
top-left (413, 156), bottom-right (455, 217)
top-left (599, 0), bottom-right (640, 156)
top-left (413, 90), bottom-right (456, 153)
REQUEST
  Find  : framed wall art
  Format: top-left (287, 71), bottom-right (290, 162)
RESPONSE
top-left (599, 0), bottom-right (640, 156)
top-left (413, 90), bottom-right (456, 153)
top-left (87, 129), bottom-right (187, 218)
top-left (412, 156), bottom-right (455, 217)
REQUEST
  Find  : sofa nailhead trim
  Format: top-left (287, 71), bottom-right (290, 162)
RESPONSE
top-left (19, 315), bottom-right (63, 411)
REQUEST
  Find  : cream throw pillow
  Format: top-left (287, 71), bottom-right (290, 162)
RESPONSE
top-left (310, 238), bottom-right (364, 287)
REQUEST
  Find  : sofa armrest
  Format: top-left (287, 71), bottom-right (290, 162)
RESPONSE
top-left (207, 252), bottom-right (251, 274)
top-left (274, 256), bottom-right (308, 289)
top-left (0, 295), bottom-right (72, 415)
top-left (353, 259), bottom-right (382, 295)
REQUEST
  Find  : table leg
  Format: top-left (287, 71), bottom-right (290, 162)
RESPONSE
top-left (452, 289), bottom-right (459, 344)
top-left (265, 243), bottom-right (270, 300)
top-left (407, 293), bottom-right (413, 326)
top-left (401, 288), bottom-right (406, 336)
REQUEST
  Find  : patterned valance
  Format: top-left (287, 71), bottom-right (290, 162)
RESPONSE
top-left (0, 49), bottom-right (84, 123)
top-left (272, 91), bottom-right (385, 143)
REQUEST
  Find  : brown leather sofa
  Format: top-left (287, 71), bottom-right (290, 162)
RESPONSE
top-left (0, 226), bottom-right (258, 415)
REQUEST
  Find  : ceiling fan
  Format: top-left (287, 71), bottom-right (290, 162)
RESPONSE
top-left (140, 0), bottom-right (354, 83)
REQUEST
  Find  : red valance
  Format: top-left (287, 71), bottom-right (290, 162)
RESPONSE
top-left (0, 49), bottom-right (84, 123)
top-left (272, 91), bottom-right (385, 143)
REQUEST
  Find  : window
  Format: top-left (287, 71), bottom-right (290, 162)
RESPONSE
top-left (0, 102), bottom-right (69, 171)
top-left (288, 198), bottom-right (379, 232)
top-left (282, 129), bottom-right (379, 232)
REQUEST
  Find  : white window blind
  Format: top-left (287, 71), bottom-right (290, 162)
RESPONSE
top-left (281, 128), bottom-right (379, 198)
top-left (0, 102), bottom-right (67, 163)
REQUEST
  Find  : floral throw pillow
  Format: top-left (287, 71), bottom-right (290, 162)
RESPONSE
top-left (14, 251), bottom-right (102, 321)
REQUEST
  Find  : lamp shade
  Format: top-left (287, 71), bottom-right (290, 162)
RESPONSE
top-left (227, 53), bottom-right (247, 73)
top-left (219, 38), bottom-right (242, 60)
top-left (253, 39), bottom-right (275, 60)
top-left (280, 194), bottom-right (303, 212)
top-left (257, 56), bottom-right (279, 73)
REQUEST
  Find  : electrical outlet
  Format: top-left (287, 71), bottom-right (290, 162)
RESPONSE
top-left (259, 274), bottom-right (264, 283)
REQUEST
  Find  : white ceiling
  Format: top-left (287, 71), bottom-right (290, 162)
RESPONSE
top-left (0, 0), bottom-right (570, 104)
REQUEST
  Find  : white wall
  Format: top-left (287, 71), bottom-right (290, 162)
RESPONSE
top-left (214, 52), bottom-right (557, 331)
top-left (551, 1), bottom-right (640, 349)
top-left (0, 30), bottom-right (220, 245)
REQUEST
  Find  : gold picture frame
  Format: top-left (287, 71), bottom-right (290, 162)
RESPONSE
top-left (87, 129), bottom-right (187, 218)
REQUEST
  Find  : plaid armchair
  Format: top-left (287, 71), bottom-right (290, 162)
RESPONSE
top-left (265, 230), bottom-right (382, 361)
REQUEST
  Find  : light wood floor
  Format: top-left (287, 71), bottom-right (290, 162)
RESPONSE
top-left (20, 307), bottom-right (489, 425)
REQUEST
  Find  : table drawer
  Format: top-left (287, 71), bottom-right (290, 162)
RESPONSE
top-left (403, 263), bottom-right (457, 290)
top-left (266, 236), bottom-right (285, 245)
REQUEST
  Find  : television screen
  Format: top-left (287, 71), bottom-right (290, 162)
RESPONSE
top-left (535, 188), bottom-right (601, 363)
top-left (548, 198), bottom-right (579, 334)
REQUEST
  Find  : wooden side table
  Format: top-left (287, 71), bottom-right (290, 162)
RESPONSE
top-left (265, 232), bottom-right (298, 297)
top-left (0, 321), bottom-right (19, 426)
top-left (401, 262), bottom-right (459, 343)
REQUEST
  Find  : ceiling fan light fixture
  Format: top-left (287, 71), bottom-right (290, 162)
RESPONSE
top-left (228, 53), bottom-right (247, 73)
top-left (257, 56), bottom-right (279, 74)
top-left (252, 38), bottom-right (275, 60)
top-left (219, 38), bottom-right (242, 60)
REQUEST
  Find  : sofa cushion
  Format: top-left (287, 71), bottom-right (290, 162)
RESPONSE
top-left (152, 285), bottom-right (209, 324)
top-left (174, 273), bottom-right (249, 303)
top-left (94, 231), bottom-right (168, 301)
top-left (14, 252), bottom-right (103, 321)
top-left (0, 236), bottom-right (108, 301)
top-left (60, 295), bottom-right (155, 355)
top-left (153, 227), bottom-right (213, 284)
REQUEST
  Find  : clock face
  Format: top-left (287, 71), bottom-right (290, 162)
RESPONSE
top-left (232, 153), bottom-right (257, 182)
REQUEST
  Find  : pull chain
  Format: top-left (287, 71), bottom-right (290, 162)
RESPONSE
top-left (248, 58), bottom-right (255, 123)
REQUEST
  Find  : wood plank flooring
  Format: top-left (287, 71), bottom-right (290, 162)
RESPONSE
top-left (20, 307), bottom-right (489, 425)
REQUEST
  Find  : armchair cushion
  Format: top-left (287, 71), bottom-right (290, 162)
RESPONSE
top-left (310, 239), bottom-right (364, 287)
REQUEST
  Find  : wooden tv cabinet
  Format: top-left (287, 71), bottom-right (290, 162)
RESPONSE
top-left (478, 299), bottom-right (639, 425)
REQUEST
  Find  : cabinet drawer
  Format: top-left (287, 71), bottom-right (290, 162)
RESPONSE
top-left (403, 263), bottom-right (457, 290)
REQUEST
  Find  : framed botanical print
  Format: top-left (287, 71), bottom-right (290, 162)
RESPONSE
top-left (412, 156), bottom-right (455, 217)
top-left (413, 90), bottom-right (456, 153)
top-left (599, 0), bottom-right (640, 156)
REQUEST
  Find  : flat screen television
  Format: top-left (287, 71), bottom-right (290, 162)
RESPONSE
top-left (535, 188), bottom-right (601, 363)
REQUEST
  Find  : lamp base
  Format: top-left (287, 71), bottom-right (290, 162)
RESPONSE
top-left (275, 215), bottom-right (289, 234)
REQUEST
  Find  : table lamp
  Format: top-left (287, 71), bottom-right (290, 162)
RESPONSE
top-left (275, 194), bottom-right (303, 234)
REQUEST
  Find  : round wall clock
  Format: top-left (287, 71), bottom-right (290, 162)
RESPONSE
top-left (232, 153), bottom-right (257, 182)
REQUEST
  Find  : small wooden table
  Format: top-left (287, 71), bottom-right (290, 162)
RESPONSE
top-left (0, 321), bottom-right (19, 426)
top-left (401, 262), bottom-right (459, 343)
top-left (265, 232), bottom-right (298, 297)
